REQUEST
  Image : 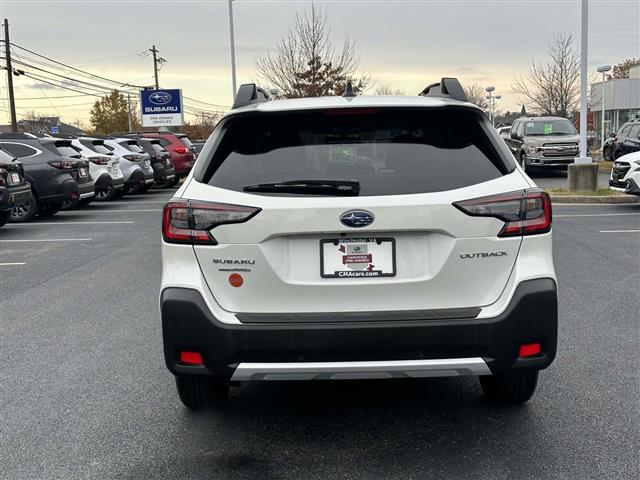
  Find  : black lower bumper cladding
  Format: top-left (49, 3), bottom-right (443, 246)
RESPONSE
top-left (161, 278), bottom-right (557, 379)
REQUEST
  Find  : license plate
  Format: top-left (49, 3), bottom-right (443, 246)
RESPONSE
top-left (79, 167), bottom-right (87, 178)
top-left (10, 173), bottom-right (20, 184)
top-left (320, 238), bottom-right (396, 278)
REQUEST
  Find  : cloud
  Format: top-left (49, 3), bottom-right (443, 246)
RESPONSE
top-left (27, 82), bottom-right (60, 90)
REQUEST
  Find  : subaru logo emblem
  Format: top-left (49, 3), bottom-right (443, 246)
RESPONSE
top-left (149, 92), bottom-right (172, 105)
top-left (340, 210), bottom-right (374, 228)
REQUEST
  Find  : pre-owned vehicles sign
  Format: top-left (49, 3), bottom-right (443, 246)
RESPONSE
top-left (140, 89), bottom-right (184, 127)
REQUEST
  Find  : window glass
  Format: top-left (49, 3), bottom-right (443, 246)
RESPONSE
top-left (523, 119), bottom-right (577, 136)
top-left (0, 142), bottom-right (38, 158)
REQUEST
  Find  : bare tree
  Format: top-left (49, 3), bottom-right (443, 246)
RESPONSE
top-left (512, 33), bottom-right (580, 118)
top-left (463, 83), bottom-right (489, 111)
top-left (608, 58), bottom-right (640, 79)
top-left (375, 84), bottom-right (405, 96)
top-left (255, 5), bottom-right (368, 98)
top-left (19, 111), bottom-right (54, 134)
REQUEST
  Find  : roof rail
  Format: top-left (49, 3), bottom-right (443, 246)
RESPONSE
top-left (419, 78), bottom-right (468, 102)
top-left (232, 83), bottom-right (270, 109)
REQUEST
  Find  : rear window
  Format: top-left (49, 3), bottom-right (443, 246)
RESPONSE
top-left (120, 141), bottom-right (145, 153)
top-left (202, 109), bottom-right (511, 196)
top-left (149, 142), bottom-right (166, 154)
top-left (80, 140), bottom-right (112, 155)
top-left (46, 142), bottom-right (81, 158)
top-left (178, 136), bottom-right (193, 148)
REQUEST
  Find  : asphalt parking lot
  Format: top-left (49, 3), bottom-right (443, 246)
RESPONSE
top-left (1, 186), bottom-right (639, 480)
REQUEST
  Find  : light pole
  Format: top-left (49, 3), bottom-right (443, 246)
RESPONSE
top-left (577, 0), bottom-right (590, 163)
top-left (228, 0), bottom-right (237, 100)
top-left (596, 64), bottom-right (612, 148)
top-left (485, 86), bottom-right (495, 126)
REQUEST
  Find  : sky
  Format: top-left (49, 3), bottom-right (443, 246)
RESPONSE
top-left (0, 0), bottom-right (638, 126)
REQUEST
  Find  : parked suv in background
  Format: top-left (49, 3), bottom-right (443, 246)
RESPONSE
top-left (136, 138), bottom-right (175, 189)
top-left (142, 131), bottom-right (195, 185)
top-left (160, 81), bottom-right (557, 410)
top-left (603, 121), bottom-right (640, 161)
top-left (0, 147), bottom-right (31, 227)
top-left (609, 151), bottom-right (640, 196)
top-left (102, 138), bottom-right (153, 195)
top-left (72, 138), bottom-right (124, 202)
top-left (0, 134), bottom-right (92, 221)
top-left (507, 116), bottom-right (579, 171)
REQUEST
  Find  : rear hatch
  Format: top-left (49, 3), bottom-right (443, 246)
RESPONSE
top-left (43, 140), bottom-right (91, 183)
top-left (180, 107), bottom-right (534, 314)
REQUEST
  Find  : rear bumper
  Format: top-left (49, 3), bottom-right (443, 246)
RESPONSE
top-left (0, 183), bottom-right (31, 211)
top-left (161, 278), bottom-right (558, 380)
top-left (77, 180), bottom-right (95, 199)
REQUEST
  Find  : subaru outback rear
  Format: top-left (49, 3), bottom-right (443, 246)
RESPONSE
top-left (160, 80), bottom-right (557, 409)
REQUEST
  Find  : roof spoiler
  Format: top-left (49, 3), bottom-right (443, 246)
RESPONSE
top-left (419, 78), bottom-right (468, 102)
top-left (232, 83), bottom-right (270, 109)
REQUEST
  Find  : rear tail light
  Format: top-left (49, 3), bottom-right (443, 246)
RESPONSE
top-left (47, 159), bottom-right (75, 170)
top-left (89, 156), bottom-right (108, 165)
top-left (0, 168), bottom-right (6, 186)
top-left (453, 189), bottom-right (552, 237)
top-left (162, 200), bottom-right (261, 245)
top-left (174, 147), bottom-right (189, 155)
top-left (123, 154), bottom-right (140, 161)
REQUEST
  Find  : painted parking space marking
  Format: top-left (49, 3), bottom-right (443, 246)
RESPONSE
top-left (10, 221), bottom-right (135, 226)
top-left (555, 213), bottom-right (640, 218)
top-left (0, 262), bottom-right (26, 266)
top-left (599, 229), bottom-right (640, 233)
top-left (0, 238), bottom-right (92, 243)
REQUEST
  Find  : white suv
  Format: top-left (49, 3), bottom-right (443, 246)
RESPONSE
top-left (160, 80), bottom-right (558, 409)
top-left (71, 138), bottom-right (124, 201)
top-left (609, 151), bottom-right (640, 196)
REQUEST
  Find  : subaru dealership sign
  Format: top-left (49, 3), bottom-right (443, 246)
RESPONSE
top-left (140, 89), bottom-right (184, 127)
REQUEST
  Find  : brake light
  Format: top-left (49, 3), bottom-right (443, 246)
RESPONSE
top-left (174, 147), bottom-right (188, 155)
top-left (453, 189), bottom-right (552, 237)
top-left (123, 154), bottom-right (141, 161)
top-left (88, 156), bottom-right (108, 165)
top-left (162, 200), bottom-right (261, 245)
top-left (47, 159), bottom-right (74, 170)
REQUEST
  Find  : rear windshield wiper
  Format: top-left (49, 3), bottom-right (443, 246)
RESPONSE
top-left (242, 179), bottom-right (360, 196)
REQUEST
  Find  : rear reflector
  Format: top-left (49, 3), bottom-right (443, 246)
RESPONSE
top-left (162, 199), bottom-right (261, 245)
top-left (453, 189), bottom-right (552, 237)
top-left (518, 343), bottom-right (541, 358)
top-left (179, 351), bottom-right (203, 365)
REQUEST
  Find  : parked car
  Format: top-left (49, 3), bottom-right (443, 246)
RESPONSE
top-left (72, 138), bottom-right (124, 202)
top-left (136, 138), bottom-right (176, 189)
top-left (192, 140), bottom-right (206, 156)
top-left (609, 151), bottom-right (640, 196)
top-left (160, 81), bottom-right (557, 409)
top-left (603, 120), bottom-right (640, 161)
top-left (102, 138), bottom-right (153, 195)
top-left (497, 126), bottom-right (511, 140)
top-left (0, 133), bottom-right (93, 221)
top-left (142, 131), bottom-right (195, 185)
top-left (0, 147), bottom-right (31, 227)
top-left (506, 117), bottom-right (579, 171)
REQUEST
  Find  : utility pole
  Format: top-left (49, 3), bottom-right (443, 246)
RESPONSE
top-left (127, 93), bottom-right (133, 131)
top-left (144, 45), bottom-right (165, 89)
top-left (228, 0), bottom-right (237, 99)
top-left (3, 18), bottom-right (18, 132)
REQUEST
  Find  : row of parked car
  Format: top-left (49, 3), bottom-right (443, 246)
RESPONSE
top-left (0, 130), bottom-right (198, 226)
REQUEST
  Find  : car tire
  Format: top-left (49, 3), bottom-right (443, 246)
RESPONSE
top-left (125, 184), bottom-right (143, 195)
top-left (154, 176), bottom-right (171, 189)
top-left (519, 153), bottom-right (528, 172)
top-left (175, 377), bottom-right (229, 410)
top-left (169, 177), bottom-right (180, 187)
top-left (10, 191), bottom-right (38, 222)
top-left (0, 210), bottom-right (11, 228)
top-left (141, 183), bottom-right (151, 193)
top-left (95, 182), bottom-right (116, 202)
top-left (480, 370), bottom-right (539, 405)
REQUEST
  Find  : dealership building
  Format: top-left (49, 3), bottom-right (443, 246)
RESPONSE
top-left (591, 64), bottom-right (640, 136)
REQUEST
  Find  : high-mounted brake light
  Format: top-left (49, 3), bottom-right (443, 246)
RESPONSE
top-left (453, 189), bottom-right (552, 237)
top-left (162, 200), bottom-right (261, 245)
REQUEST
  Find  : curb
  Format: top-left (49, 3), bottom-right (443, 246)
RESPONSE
top-left (549, 195), bottom-right (640, 204)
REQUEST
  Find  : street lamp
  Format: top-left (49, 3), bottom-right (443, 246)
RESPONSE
top-left (596, 64), bottom-right (612, 148)
top-left (228, 0), bottom-right (237, 100)
top-left (485, 86), bottom-right (496, 126)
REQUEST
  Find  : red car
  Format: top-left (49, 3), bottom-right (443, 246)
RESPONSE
top-left (142, 132), bottom-right (195, 186)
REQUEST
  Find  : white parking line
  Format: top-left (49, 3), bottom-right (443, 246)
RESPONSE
top-left (599, 229), bottom-right (640, 233)
top-left (0, 262), bottom-right (26, 266)
top-left (10, 221), bottom-right (135, 226)
top-left (556, 213), bottom-right (640, 218)
top-left (0, 238), bottom-right (92, 243)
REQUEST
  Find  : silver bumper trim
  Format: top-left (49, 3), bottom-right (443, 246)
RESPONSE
top-left (230, 358), bottom-right (492, 381)
top-left (79, 192), bottom-right (95, 199)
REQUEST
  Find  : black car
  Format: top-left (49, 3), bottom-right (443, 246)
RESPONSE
top-left (137, 138), bottom-right (176, 188)
top-left (0, 134), bottom-right (95, 221)
top-left (603, 120), bottom-right (640, 160)
top-left (0, 148), bottom-right (31, 228)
